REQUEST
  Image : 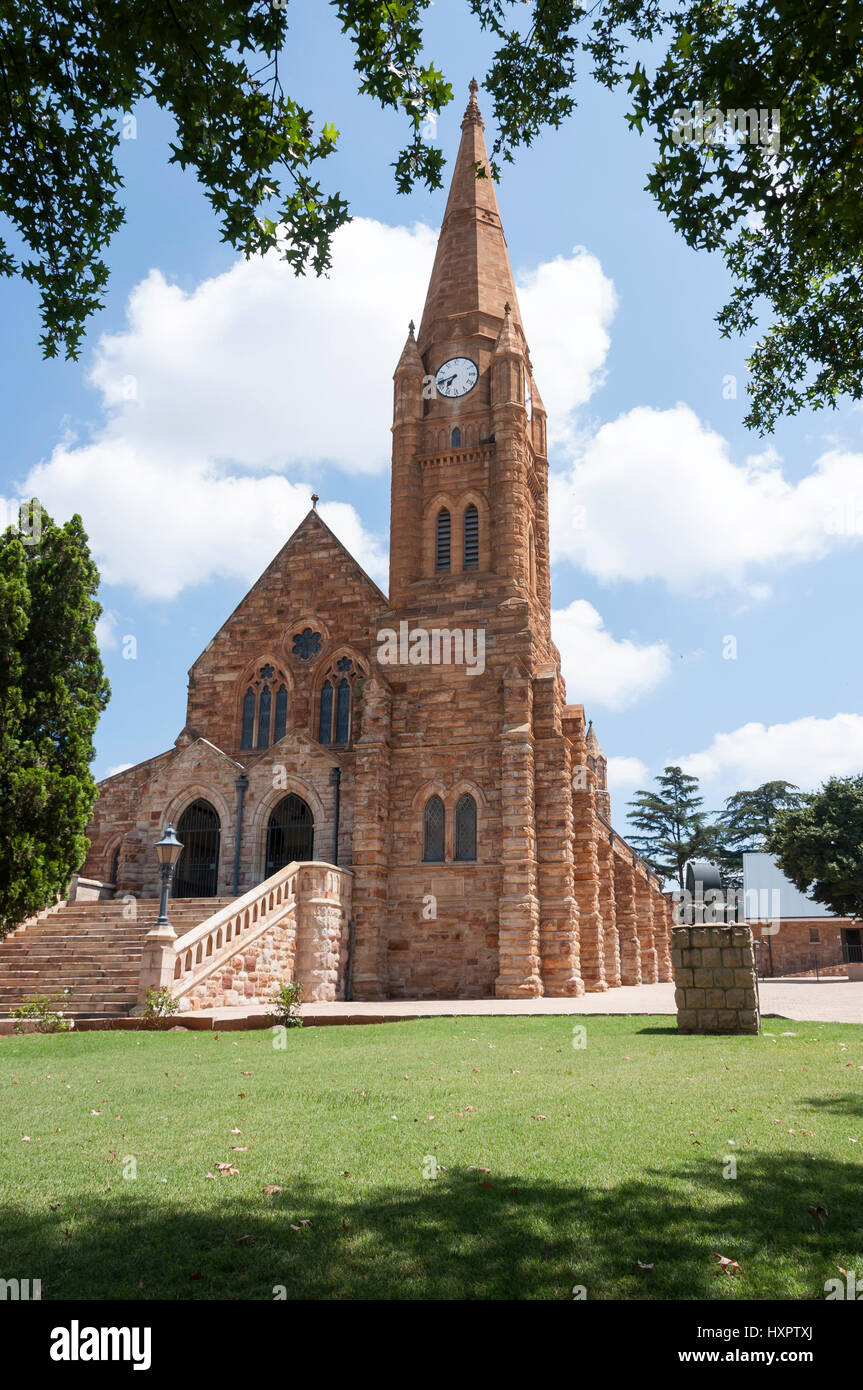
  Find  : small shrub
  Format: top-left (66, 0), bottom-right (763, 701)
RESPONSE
top-left (139, 987), bottom-right (180, 1029)
top-left (268, 980), bottom-right (304, 1028)
top-left (12, 990), bottom-right (74, 1034)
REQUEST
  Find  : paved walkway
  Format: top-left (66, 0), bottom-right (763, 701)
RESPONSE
top-left (176, 978), bottom-right (863, 1029)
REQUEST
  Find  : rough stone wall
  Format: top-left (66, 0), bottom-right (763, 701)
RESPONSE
top-left (597, 834), bottom-right (621, 988)
top-left (612, 852), bottom-right (641, 985)
top-left (184, 511), bottom-right (384, 760)
top-left (634, 870), bottom-right (659, 984)
top-left (672, 923), bottom-right (759, 1033)
top-left (81, 734), bottom-right (346, 901)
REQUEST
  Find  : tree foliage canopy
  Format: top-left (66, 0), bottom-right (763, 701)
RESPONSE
top-left (768, 776), bottom-right (863, 921)
top-left (627, 764), bottom-right (715, 887)
top-left (1, 0), bottom-right (860, 430)
top-left (0, 503), bottom-right (109, 937)
top-left (713, 779), bottom-right (804, 886)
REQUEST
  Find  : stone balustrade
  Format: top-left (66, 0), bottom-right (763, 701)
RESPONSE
top-left (137, 861), bottom-right (353, 1011)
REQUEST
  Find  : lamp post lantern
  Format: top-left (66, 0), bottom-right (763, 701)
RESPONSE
top-left (155, 825), bottom-right (184, 927)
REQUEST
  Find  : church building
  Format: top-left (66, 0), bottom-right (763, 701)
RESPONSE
top-left (81, 83), bottom-right (672, 1001)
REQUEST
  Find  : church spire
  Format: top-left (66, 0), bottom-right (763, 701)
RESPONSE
top-left (417, 81), bottom-right (523, 352)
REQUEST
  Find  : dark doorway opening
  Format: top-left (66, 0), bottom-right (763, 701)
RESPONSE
top-left (174, 799), bottom-right (221, 897)
top-left (266, 794), bottom-right (314, 875)
top-left (842, 927), bottom-right (862, 965)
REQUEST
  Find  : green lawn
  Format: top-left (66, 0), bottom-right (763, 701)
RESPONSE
top-left (1, 1016), bottom-right (861, 1300)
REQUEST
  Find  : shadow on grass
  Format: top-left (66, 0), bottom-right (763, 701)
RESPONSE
top-left (1, 1151), bottom-right (857, 1301)
top-left (803, 1094), bottom-right (863, 1119)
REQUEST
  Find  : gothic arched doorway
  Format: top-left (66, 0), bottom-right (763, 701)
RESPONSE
top-left (266, 794), bottom-right (314, 875)
top-left (174, 799), bottom-right (221, 898)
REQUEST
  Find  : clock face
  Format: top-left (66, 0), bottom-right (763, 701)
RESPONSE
top-left (435, 356), bottom-right (478, 399)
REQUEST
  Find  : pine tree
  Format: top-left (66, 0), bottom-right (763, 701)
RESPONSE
top-left (0, 503), bottom-right (110, 937)
top-left (627, 766), bottom-right (715, 889)
top-left (714, 781), bottom-right (804, 888)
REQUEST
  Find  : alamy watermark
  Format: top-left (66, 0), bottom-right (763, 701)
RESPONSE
top-left (672, 102), bottom-right (781, 152)
top-left (377, 621), bottom-right (485, 676)
top-left (1, 497), bottom-right (41, 545)
top-left (673, 885), bottom-right (781, 935)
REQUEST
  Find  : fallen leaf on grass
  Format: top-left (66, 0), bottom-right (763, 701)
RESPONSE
top-left (638, 1261), bottom-right (654, 1270)
top-left (262, 1185), bottom-right (283, 1196)
top-left (215, 1162), bottom-right (239, 1177)
top-left (712, 1253), bottom-right (742, 1276)
top-left (807, 1205), bottom-right (828, 1225)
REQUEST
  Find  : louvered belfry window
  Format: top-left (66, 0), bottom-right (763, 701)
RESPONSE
top-left (463, 503), bottom-right (479, 569)
top-left (436, 508), bottom-right (451, 571)
top-left (423, 795), bottom-right (446, 862)
top-left (454, 793), bottom-right (477, 861)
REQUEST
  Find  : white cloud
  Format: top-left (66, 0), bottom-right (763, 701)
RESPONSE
top-left (606, 755), bottom-right (650, 792)
top-left (105, 762), bottom-right (134, 778)
top-left (517, 248), bottom-right (616, 442)
top-left (679, 713), bottom-right (863, 789)
top-left (552, 598), bottom-right (671, 710)
top-left (26, 440), bottom-right (387, 600)
top-left (549, 405), bottom-right (863, 594)
top-left (20, 220), bottom-right (614, 602)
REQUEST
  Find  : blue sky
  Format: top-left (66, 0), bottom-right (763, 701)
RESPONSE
top-left (2, 0), bottom-right (861, 829)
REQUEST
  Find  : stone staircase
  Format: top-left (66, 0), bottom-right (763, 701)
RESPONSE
top-left (0, 898), bottom-right (232, 1020)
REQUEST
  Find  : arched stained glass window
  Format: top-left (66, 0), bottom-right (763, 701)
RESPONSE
top-left (319, 681), bottom-right (334, 744)
top-left (451, 426), bottom-right (461, 447)
top-left (454, 793), bottom-right (477, 861)
top-left (436, 508), bottom-right (451, 571)
top-left (423, 795), bottom-right (445, 862)
top-left (274, 685), bottom-right (288, 742)
top-left (463, 503), bottom-right (479, 569)
top-left (335, 677), bottom-right (351, 743)
top-left (241, 688), bottom-right (255, 750)
top-left (257, 684), bottom-right (271, 749)
top-left (110, 845), bottom-right (121, 885)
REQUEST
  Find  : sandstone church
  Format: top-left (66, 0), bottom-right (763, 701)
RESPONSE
top-left (79, 83), bottom-right (671, 1002)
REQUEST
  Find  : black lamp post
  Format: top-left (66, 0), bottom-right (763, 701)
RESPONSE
top-left (155, 825), bottom-right (184, 927)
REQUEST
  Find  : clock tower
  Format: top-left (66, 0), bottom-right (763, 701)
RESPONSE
top-left (353, 79), bottom-right (596, 1002)
top-left (388, 78), bottom-right (551, 652)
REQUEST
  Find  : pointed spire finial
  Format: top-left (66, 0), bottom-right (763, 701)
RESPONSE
top-left (504, 300), bottom-right (511, 316)
top-left (463, 77), bottom-right (483, 128)
top-left (408, 319), bottom-right (415, 338)
top-left (311, 493), bottom-right (319, 510)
